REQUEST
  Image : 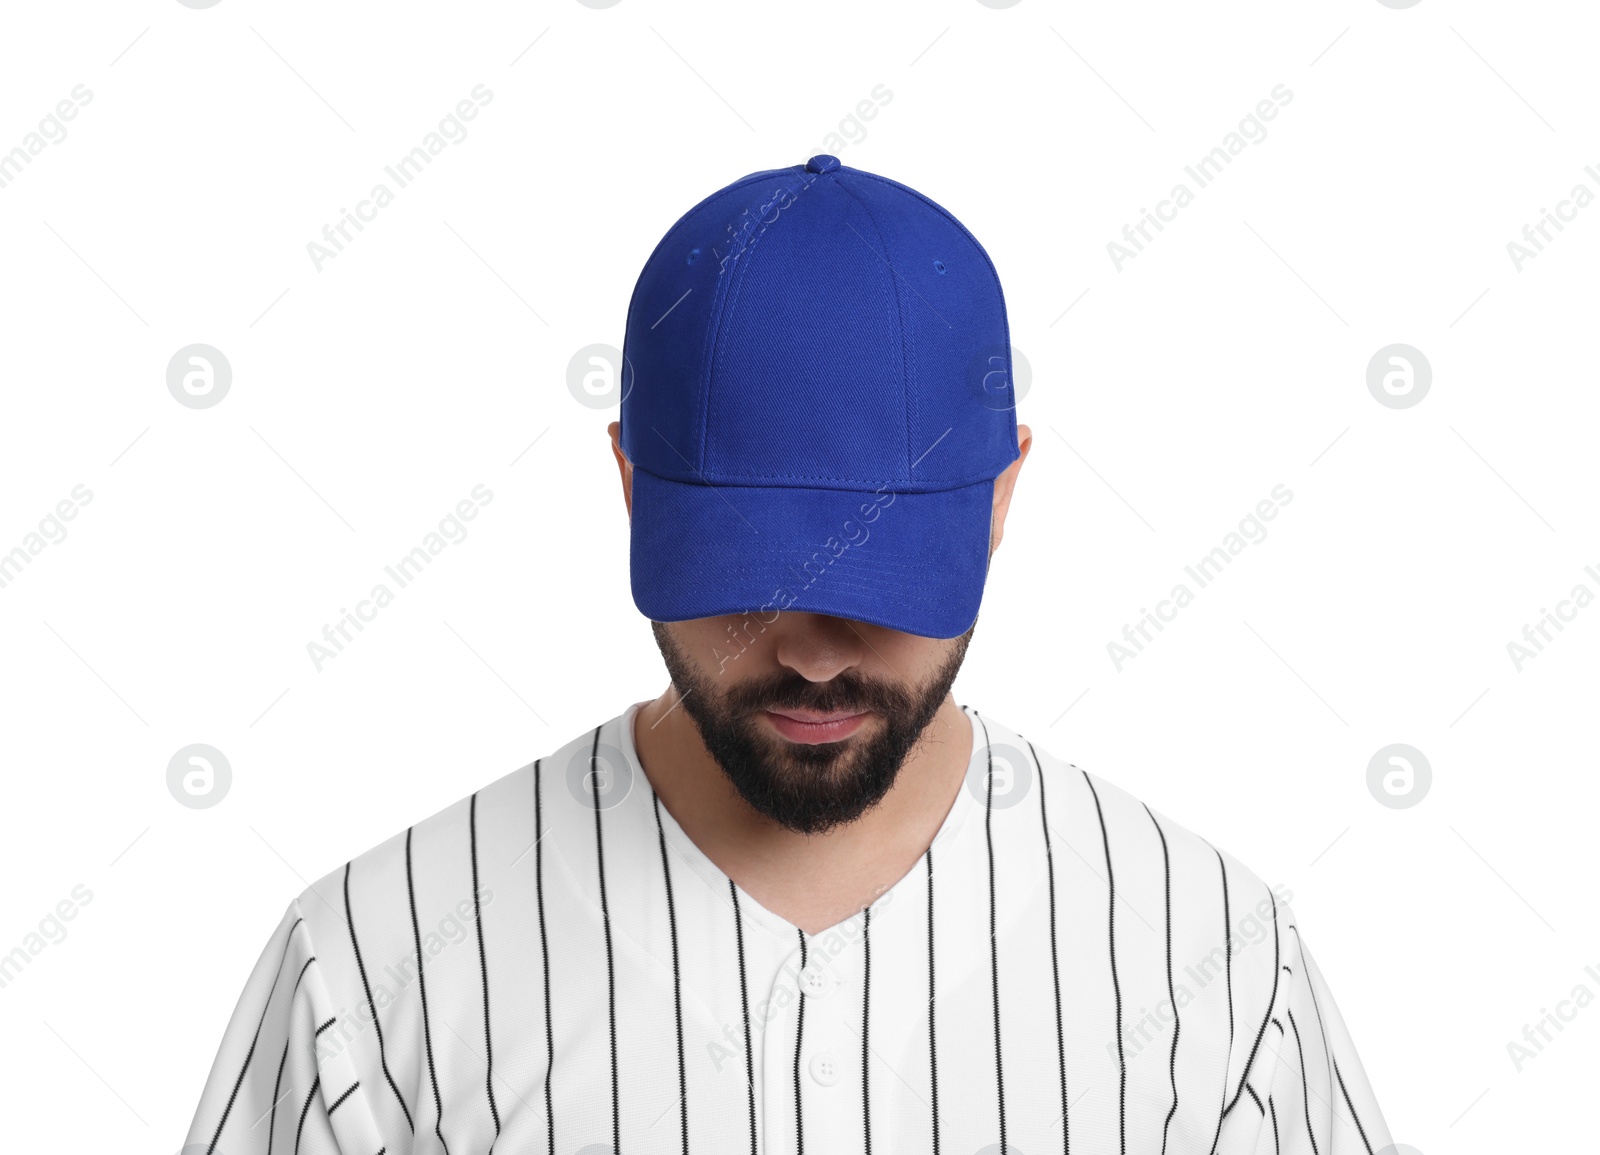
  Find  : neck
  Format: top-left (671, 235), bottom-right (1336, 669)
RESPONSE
top-left (633, 688), bottom-right (973, 936)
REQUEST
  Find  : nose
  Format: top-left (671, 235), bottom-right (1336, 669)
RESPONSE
top-left (771, 613), bottom-right (868, 683)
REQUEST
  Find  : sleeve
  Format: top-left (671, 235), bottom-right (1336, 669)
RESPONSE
top-left (1218, 903), bottom-right (1394, 1155)
top-left (182, 898), bottom-right (387, 1155)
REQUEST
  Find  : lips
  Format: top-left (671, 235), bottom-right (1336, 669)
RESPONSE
top-left (762, 708), bottom-right (870, 745)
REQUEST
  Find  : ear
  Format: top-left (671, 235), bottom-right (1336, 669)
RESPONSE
top-left (989, 423), bottom-right (1031, 555)
top-left (608, 421), bottom-right (633, 519)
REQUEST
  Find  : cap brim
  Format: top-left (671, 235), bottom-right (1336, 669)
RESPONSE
top-left (630, 467), bottom-right (993, 640)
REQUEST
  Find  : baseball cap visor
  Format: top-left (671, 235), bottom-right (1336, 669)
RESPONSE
top-left (628, 466), bottom-right (995, 640)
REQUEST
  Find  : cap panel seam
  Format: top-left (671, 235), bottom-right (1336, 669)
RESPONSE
top-left (695, 238), bottom-right (739, 476)
top-left (700, 169), bottom-right (827, 477)
top-left (845, 169), bottom-right (1008, 296)
top-left (846, 169), bottom-right (1020, 460)
top-left (622, 168), bottom-right (795, 460)
top-left (831, 174), bottom-right (915, 481)
top-left (622, 169), bottom-right (791, 347)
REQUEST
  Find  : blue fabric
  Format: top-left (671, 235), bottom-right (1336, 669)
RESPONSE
top-left (621, 156), bottom-right (1018, 638)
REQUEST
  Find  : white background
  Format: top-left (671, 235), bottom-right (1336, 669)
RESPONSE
top-left (1, 0), bottom-right (1594, 1151)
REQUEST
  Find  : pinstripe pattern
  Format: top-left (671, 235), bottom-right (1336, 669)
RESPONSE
top-left (205, 915), bottom-right (301, 1155)
top-left (730, 879), bottom-right (757, 1155)
top-left (328, 1080), bottom-right (362, 1114)
top-left (1226, 885), bottom-right (1280, 1119)
top-left (294, 1074), bottom-right (320, 1155)
top-left (977, 710), bottom-right (1007, 1153)
top-left (1084, 770), bottom-right (1126, 1155)
top-left (1033, 740), bottom-right (1069, 1155)
top-left (535, 757), bottom-right (555, 1155)
top-left (1334, 1059), bottom-right (1376, 1155)
top-left (345, 859), bottom-right (413, 1135)
top-left (405, 827), bottom-right (450, 1155)
top-left (862, 902), bottom-right (874, 1154)
top-left (1146, 804), bottom-right (1180, 1155)
top-left (267, 1038), bottom-right (290, 1155)
top-left (184, 703), bottom-right (1391, 1155)
top-left (1208, 843), bottom-right (1235, 1155)
top-left (795, 927), bottom-right (808, 1154)
top-left (469, 792), bottom-right (500, 1145)
top-left (653, 790), bottom-right (690, 1155)
top-left (1288, 1007), bottom-right (1320, 1155)
top-left (588, 724), bottom-right (622, 1155)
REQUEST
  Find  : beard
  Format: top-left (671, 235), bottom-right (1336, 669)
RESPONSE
top-left (650, 620), bottom-right (974, 836)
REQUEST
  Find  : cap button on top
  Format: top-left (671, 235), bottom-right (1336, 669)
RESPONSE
top-left (805, 154), bottom-right (841, 175)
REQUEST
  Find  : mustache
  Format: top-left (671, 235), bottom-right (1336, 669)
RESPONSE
top-left (727, 670), bottom-right (913, 718)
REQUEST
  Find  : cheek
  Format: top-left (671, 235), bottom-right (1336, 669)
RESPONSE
top-left (660, 616), bottom-right (777, 682)
top-left (663, 617), bottom-right (733, 650)
top-left (862, 629), bottom-right (952, 681)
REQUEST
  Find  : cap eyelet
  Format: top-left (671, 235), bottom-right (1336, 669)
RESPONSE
top-left (687, 247), bottom-right (701, 265)
top-left (933, 259), bottom-right (948, 274)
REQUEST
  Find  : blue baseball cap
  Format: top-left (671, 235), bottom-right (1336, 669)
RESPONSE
top-left (619, 154), bottom-right (1020, 640)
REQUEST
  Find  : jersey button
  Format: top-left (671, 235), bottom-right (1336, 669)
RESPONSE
top-left (808, 1050), bottom-right (841, 1087)
top-left (798, 961), bottom-right (834, 998)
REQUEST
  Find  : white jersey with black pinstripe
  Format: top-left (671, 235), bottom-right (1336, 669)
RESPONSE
top-left (184, 703), bottom-right (1392, 1154)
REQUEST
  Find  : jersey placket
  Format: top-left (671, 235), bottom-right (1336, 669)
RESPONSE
top-left (762, 910), bottom-right (875, 1155)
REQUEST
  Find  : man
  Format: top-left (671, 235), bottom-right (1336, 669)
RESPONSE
top-left (186, 154), bottom-right (1391, 1154)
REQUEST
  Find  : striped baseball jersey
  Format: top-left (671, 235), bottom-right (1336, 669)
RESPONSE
top-left (185, 703), bottom-right (1392, 1154)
